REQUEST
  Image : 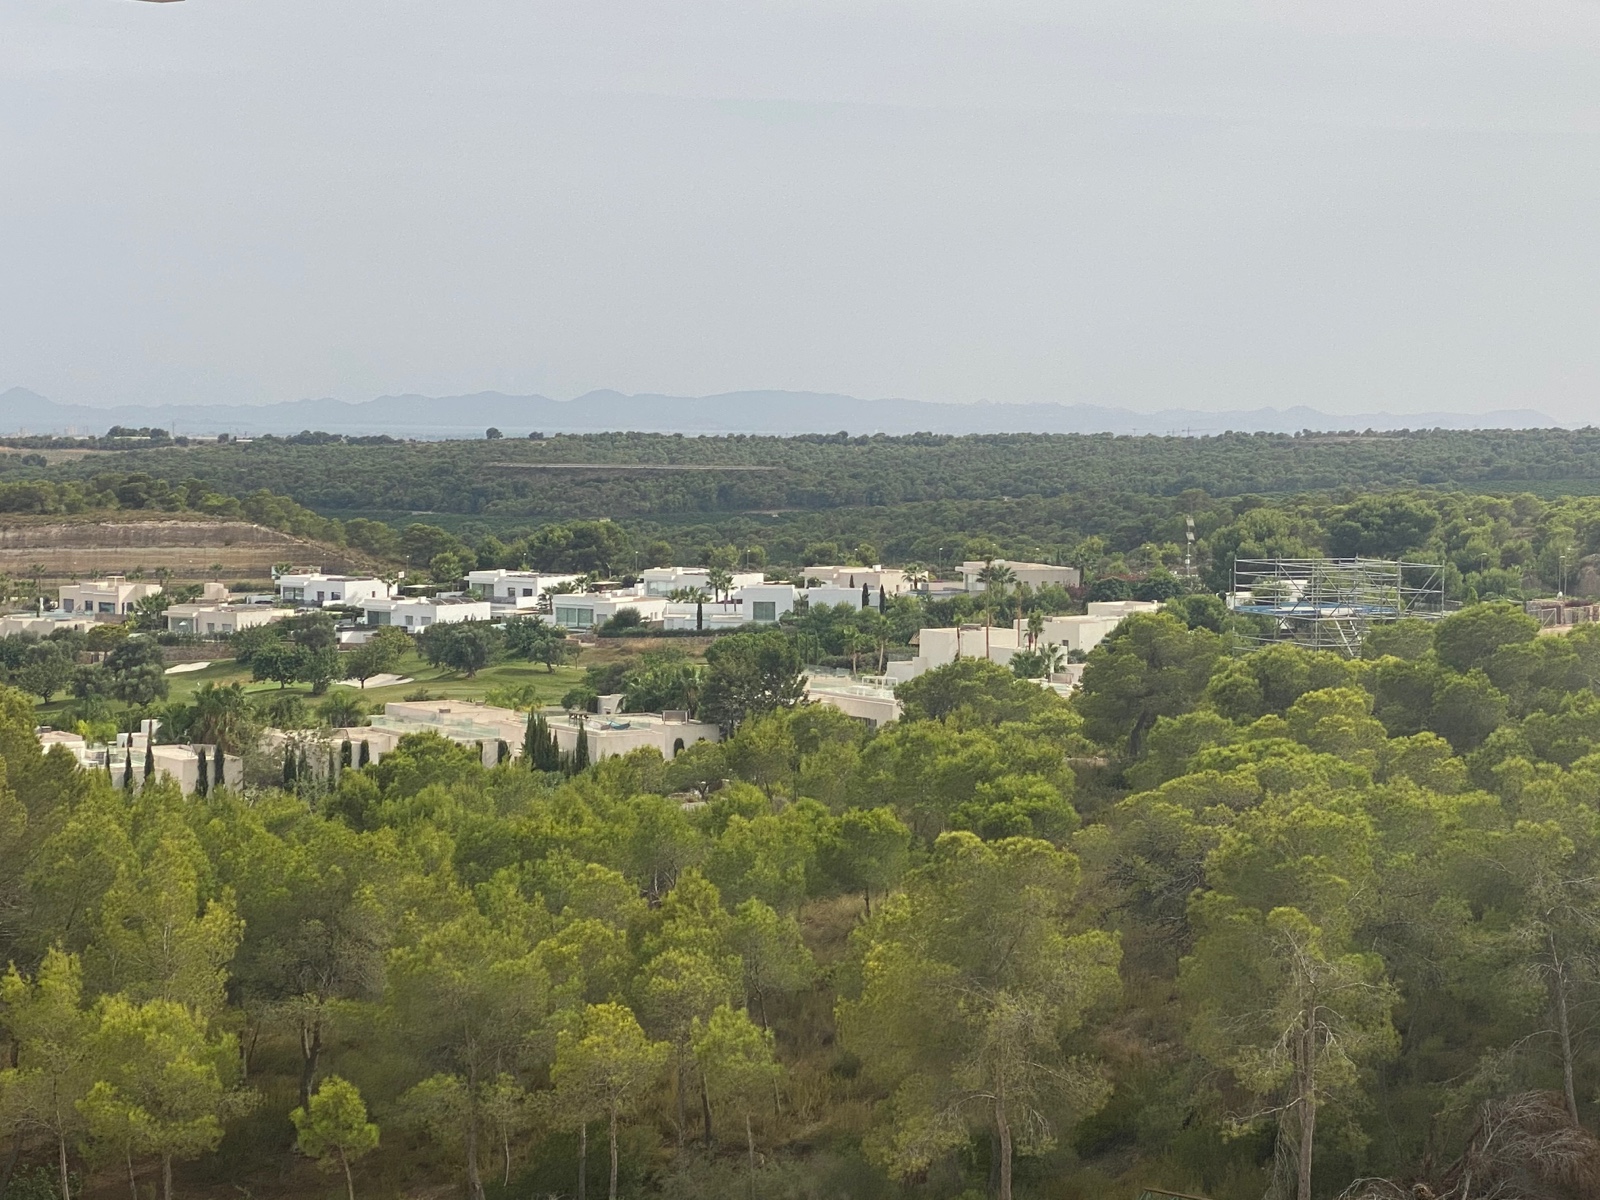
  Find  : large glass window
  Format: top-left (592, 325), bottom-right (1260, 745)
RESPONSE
top-left (555, 606), bottom-right (592, 627)
top-left (752, 601), bottom-right (776, 622)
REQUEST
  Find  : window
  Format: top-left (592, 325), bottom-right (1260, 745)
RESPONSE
top-left (521, 587), bottom-right (533, 597)
top-left (672, 738), bottom-right (685, 757)
top-left (98, 602), bottom-right (114, 613)
top-left (404, 615), bottom-right (415, 626)
top-left (62, 599), bottom-right (73, 612)
top-left (330, 593), bottom-right (342, 601)
top-left (752, 601), bottom-right (776, 622)
top-left (555, 606), bottom-right (592, 627)
top-left (205, 623), bottom-right (216, 634)
top-left (317, 591), bottom-right (326, 602)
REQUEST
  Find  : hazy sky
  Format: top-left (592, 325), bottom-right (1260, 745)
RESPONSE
top-left (5, 1), bottom-right (1600, 420)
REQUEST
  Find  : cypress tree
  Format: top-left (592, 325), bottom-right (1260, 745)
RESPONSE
top-left (497, 739), bottom-right (509, 765)
top-left (196, 748), bottom-right (209, 797)
top-left (862, 581), bottom-right (870, 608)
top-left (213, 743), bottom-right (225, 792)
top-left (299, 749), bottom-right (311, 787)
top-left (523, 709), bottom-right (540, 765)
top-left (283, 747), bottom-right (298, 789)
top-left (341, 739), bottom-right (353, 768)
top-left (328, 747), bottom-right (338, 783)
top-left (359, 740), bottom-right (371, 767)
top-left (574, 721), bottom-right (590, 771)
top-left (143, 738), bottom-right (156, 787)
top-left (878, 583), bottom-right (887, 613)
top-left (122, 748), bottom-right (134, 793)
top-left (696, 600), bottom-right (703, 631)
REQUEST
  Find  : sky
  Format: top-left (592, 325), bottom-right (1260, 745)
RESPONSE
top-left (4, 1), bottom-right (1600, 421)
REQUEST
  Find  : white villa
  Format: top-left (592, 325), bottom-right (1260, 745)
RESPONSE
top-left (467, 569), bottom-right (580, 610)
top-left (58, 577), bottom-right (163, 617)
top-left (804, 675), bottom-right (903, 729)
top-left (960, 560), bottom-right (1082, 592)
top-left (166, 602), bottom-right (288, 638)
top-left (38, 728), bottom-right (242, 793)
top-left (322, 699), bottom-right (720, 766)
top-left (361, 596), bottom-right (493, 629)
top-left (799, 566), bottom-right (910, 595)
top-left (661, 583), bottom-right (800, 631)
top-left (549, 592), bottom-right (669, 630)
top-left (277, 573), bottom-right (392, 607)
top-left (640, 567), bottom-right (765, 597)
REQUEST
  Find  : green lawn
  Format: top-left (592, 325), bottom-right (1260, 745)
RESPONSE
top-left (36, 649), bottom-right (587, 727)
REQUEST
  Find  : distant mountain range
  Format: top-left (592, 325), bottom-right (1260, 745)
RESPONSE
top-left (0, 387), bottom-right (1566, 439)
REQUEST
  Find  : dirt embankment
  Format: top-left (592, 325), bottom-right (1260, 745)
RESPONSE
top-left (0, 515), bottom-right (386, 583)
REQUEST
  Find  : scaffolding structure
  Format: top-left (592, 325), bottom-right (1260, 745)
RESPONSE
top-left (1229, 558), bottom-right (1449, 656)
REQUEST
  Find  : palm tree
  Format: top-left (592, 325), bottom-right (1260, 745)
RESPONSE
top-left (976, 559), bottom-right (1016, 599)
top-left (191, 682), bottom-right (251, 754)
top-left (706, 567), bottom-right (733, 602)
top-left (1026, 611), bottom-right (1045, 650)
top-left (1039, 642), bottom-right (1066, 676)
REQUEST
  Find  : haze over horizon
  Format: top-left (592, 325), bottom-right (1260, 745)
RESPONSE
top-left (6, 2), bottom-right (1600, 423)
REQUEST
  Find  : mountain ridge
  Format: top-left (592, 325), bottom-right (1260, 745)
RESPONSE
top-left (0, 386), bottom-right (1566, 438)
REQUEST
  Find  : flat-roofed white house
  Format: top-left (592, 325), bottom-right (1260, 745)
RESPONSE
top-left (660, 583), bottom-right (799, 631)
top-left (804, 585), bottom-right (871, 611)
top-left (361, 596), bottom-right (493, 629)
top-left (348, 699), bottom-right (721, 766)
top-left (800, 566), bottom-right (910, 595)
top-left (58, 577), bottom-right (163, 616)
top-left (166, 603), bottom-right (289, 638)
top-left (960, 560), bottom-right (1081, 592)
top-left (467, 569), bottom-right (580, 609)
top-left (640, 567), bottom-right (765, 597)
top-left (0, 612), bottom-right (96, 639)
top-left (39, 728), bottom-right (242, 793)
top-left (1011, 600), bottom-right (1162, 656)
top-left (277, 573), bottom-right (392, 607)
top-left (804, 675), bottom-right (903, 729)
top-left (549, 592), bottom-right (669, 630)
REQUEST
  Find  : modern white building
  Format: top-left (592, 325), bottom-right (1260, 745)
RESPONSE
top-left (804, 675), bottom-right (903, 729)
top-left (361, 596), bottom-right (493, 629)
top-left (660, 583), bottom-right (800, 631)
top-left (960, 560), bottom-right (1081, 592)
top-left (349, 699), bottom-right (721, 765)
top-left (166, 603), bottom-right (289, 638)
top-left (277, 573), bottom-right (392, 607)
top-left (548, 592), bottom-right (669, 630)
top-left (58, 577), bottom-right (163, 617)
top-left (1013, 600), bottom-right (1162, 655)
top-left (0, 612), bottom-right (96, 639)
top-left (799, 566), bottom-right (910, 595)
top-left (640, 567), bottom-right (765, 597)
top-left (542, 707), bottom-right (721, 761)
top-left (39, 728), bottom-right (242, 793)
top-left (804, 585), bottom-right (872, 611)
top-left (467, 569), bottom-right (581, 610)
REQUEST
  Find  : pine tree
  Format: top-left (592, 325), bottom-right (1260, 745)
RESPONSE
top-left (196, 748), bottom-right (209, 797)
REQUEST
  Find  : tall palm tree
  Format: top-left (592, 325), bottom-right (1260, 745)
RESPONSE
top-left (706, 567), bottom-right (733, 602)
top-left (977, 559), bottom-right (1016, 599)
top-left (1026, 611), bottom-right (1045, 650)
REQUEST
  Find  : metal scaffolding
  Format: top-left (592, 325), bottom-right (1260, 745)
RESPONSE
top-left (1229, 557), bottom-right (1449, 656)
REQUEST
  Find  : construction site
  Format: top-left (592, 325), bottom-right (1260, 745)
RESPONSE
top-left (1229, 557), bottom-right (1451, 655)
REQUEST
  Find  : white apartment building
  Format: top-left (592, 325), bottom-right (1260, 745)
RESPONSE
top-left (166, 603), bottom-right (288, 638)
top-left (549, 592), bottom-right (668, 630)
top-left (361, 596), bottom-right (493, 629)
top-left (58, 577), bottom-right (163, 616)
top-left (467, 569), bottom-right (580, 609)
top-left (640, 567), bottom-right (765, 597)
top-left (960, 560), bottom-right (1082, 592)
top-left (277, 573), bottom-right (392, 607)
